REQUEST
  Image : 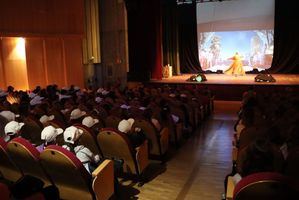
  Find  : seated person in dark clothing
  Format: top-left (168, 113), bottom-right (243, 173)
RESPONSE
top-left (118, 118), bottom-right (146, 148)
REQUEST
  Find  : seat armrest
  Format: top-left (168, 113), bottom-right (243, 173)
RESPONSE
top-left (135, 140), bottom-right (149, 174)
top-left (226, 176), bottom-right (235, 200)
top-left (92, 159), bottom-right (114, 200)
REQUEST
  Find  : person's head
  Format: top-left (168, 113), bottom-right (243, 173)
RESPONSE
top-left (39, 115), bottom-right (55, 125)
top-left (82, 116), bottom-right (99, 128)
top-left (4, 121), bottom-right (25, 140)
top-left (63, 126), bottom-right (84, 145)
top-left (0, 110), bottom-right (16, 122)
top-left (118, 118), bottom-right (134, 134)
top-left (41, 125), bottom-right (63, 145)
top-left (70, 108), bottom-right (86, 120)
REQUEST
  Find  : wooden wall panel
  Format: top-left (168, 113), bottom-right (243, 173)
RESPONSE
top-left (25, 38), bottom-right (47, 89)
top-left (63, 38), bottom-right (84, 88)
top-left (0, 0), bottom-right (84, 36)
top-left (0, 40), bottom-right (6, 89)
top-left (1, 38), bottom-right (29, 91)
top-left (44, 38), bottom-right (65, 87)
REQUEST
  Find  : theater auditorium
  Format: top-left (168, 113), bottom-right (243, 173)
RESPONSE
top-left (0, 0), bottom-right (299, 199)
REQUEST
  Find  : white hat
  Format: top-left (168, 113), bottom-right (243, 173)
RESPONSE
top-left (118, 118), bottom-right (134, 133)
top-left (4, 121), bottom-right (25, 135)
top-left (70, 108), bottom-right (86, 120)
top-left (39, 115), bottom-right (55, 124)
top-left (97, 88), bottom-right (104, 94)
top-left (30, 96), bottom-right (44, 106)
top-left (180, 94), bottom-right (187, 98)
top-left (58, 94), bottom-right (71, 101)
top-left (102, 90), bottom-right (109, 95)
top-left (127, 118), bottom-right (134, 127)
top-left (169, 93), bottom-right (176, 98)
top-left (63, 126), bottom-right (83, 144)
top-left (95, 97), bottom-right (102, 103)
top-left (82, 116), bottom-right (99, 128)
top-left (41, 125), bottom-right (63, 143)
top-left (0, 110), bottom-right (16, 121)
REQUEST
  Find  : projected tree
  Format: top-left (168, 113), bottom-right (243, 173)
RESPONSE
top-left (209, 35), bottom-right (221, 66)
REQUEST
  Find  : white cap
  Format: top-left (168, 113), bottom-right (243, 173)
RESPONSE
top-left (41, 125), bottom-right (63, 143)
top-left (82, 116), bottom-right (99, 128)
top-left (0, 110), bottom-right (16, 121)
top-left (169, 93), bottom-right (176, 98)
top-left (39, 115), bottom-right (55, 124)
top-left (118, 118), bottom-right (134, 133)
top-left (4, 121), bottom-right (25, 135)
top-left (30, 96), bottom-right (44, 106)
top-left (70, 108), bottom-right (86, 120)
top-left (95, 97), bottom-right (102, 103)
top-left (63, 126), bottom-right (83, 144)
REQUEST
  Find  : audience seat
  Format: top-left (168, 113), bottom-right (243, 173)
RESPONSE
top-left (73, 123), bottom-right (102, 156)
top-left (104, 115), bottom-right (121, 129)
top-left (22, 116), bottom-right (44, 146)
top-left (6, 138), bottom-right (53, 186)
top-left (97, 128), bottom-right (149, 179)
top-left (132, 119), bottom-right (169, 160)
top-left (40, 145), bottom-right (114, 200)
top-left (0, 138), bottom-right (23, 182)
top-left (233, 172), bottom-right (298, 200)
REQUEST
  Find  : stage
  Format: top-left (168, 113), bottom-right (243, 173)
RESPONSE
top-left (148, 74), bottom-right (299, 100)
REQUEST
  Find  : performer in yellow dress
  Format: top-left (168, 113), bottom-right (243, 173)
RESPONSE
top-left (224, 52), bottom-right (245, 76)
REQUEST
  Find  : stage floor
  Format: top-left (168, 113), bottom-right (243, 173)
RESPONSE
top-left (150, 74), bottom-right (299, 85)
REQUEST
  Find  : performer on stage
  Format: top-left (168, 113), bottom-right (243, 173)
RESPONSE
top-left (224, 52), bottom-right (245, 76)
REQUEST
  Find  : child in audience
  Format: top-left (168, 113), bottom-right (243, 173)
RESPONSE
top-left (3, 120), bottom-right (25, 142)
top-left (118, 118), bottom-right (146, 148)
top-left (36, 125), bottom-right (63, 152)
top-left (62, 126), bottom-right (100, 173)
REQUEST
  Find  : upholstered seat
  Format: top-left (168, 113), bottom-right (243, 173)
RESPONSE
top-left (73, 123), bottom-right (102, 156)
top-left (6, 138), bottom-right (52, 186)
top-left (22, 115), bottom-right (44, 145)
top-left (132, 119), bottom-right (169, 160)
top-left (97, 128), bottom-right (148, 178)
top-left (0, 138), bottom-right (23, 182)
top-left (104, 115), bottom-right (121, 129)
top-left (233, 172), bottom-right (298, 200)
top-left (40, 145), bottom-right (114, 200)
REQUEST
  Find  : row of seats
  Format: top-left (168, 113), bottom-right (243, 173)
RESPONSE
top-left (0, 137), bottom-right (114, 200)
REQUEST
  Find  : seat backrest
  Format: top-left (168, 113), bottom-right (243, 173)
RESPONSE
top-left (22, 116), bottom-right (44, 145)
top-left (73, 123), bottom-right (101, 156)
top-left (7, 138), bottom-right (52, 186)
top-left (40, 145), bottom-right (93, 200)
top-left (233, 172), bottom-right (297, 200)
top-left (104, 115), bottom-right (121, 129)
top-left (98, 128), bottom-right (139, 174)
top-left (132, 119), bottom-right (161, 156)
top-left (0, 138), bottom-right (23, 182)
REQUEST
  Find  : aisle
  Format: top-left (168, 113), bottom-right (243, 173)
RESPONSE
top-left (120, 101), bottom-right (241, 200)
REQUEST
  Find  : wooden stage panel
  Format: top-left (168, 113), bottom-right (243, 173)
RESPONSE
top-left (149, 74), bottom-right (299, 101)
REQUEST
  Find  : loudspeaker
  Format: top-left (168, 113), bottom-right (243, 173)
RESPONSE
top-left (187, 73), bottom-right (207, 82)
top-left (254, 73), bottom-right (276, 82)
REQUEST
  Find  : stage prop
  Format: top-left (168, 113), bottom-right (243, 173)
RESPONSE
top-left (254, 73), bottom-right (276, 83)
top-left (187, 73), bottom-right (207, 82)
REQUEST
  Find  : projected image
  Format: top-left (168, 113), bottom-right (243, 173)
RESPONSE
top-left (198, 30), bottom-right (274, 72)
